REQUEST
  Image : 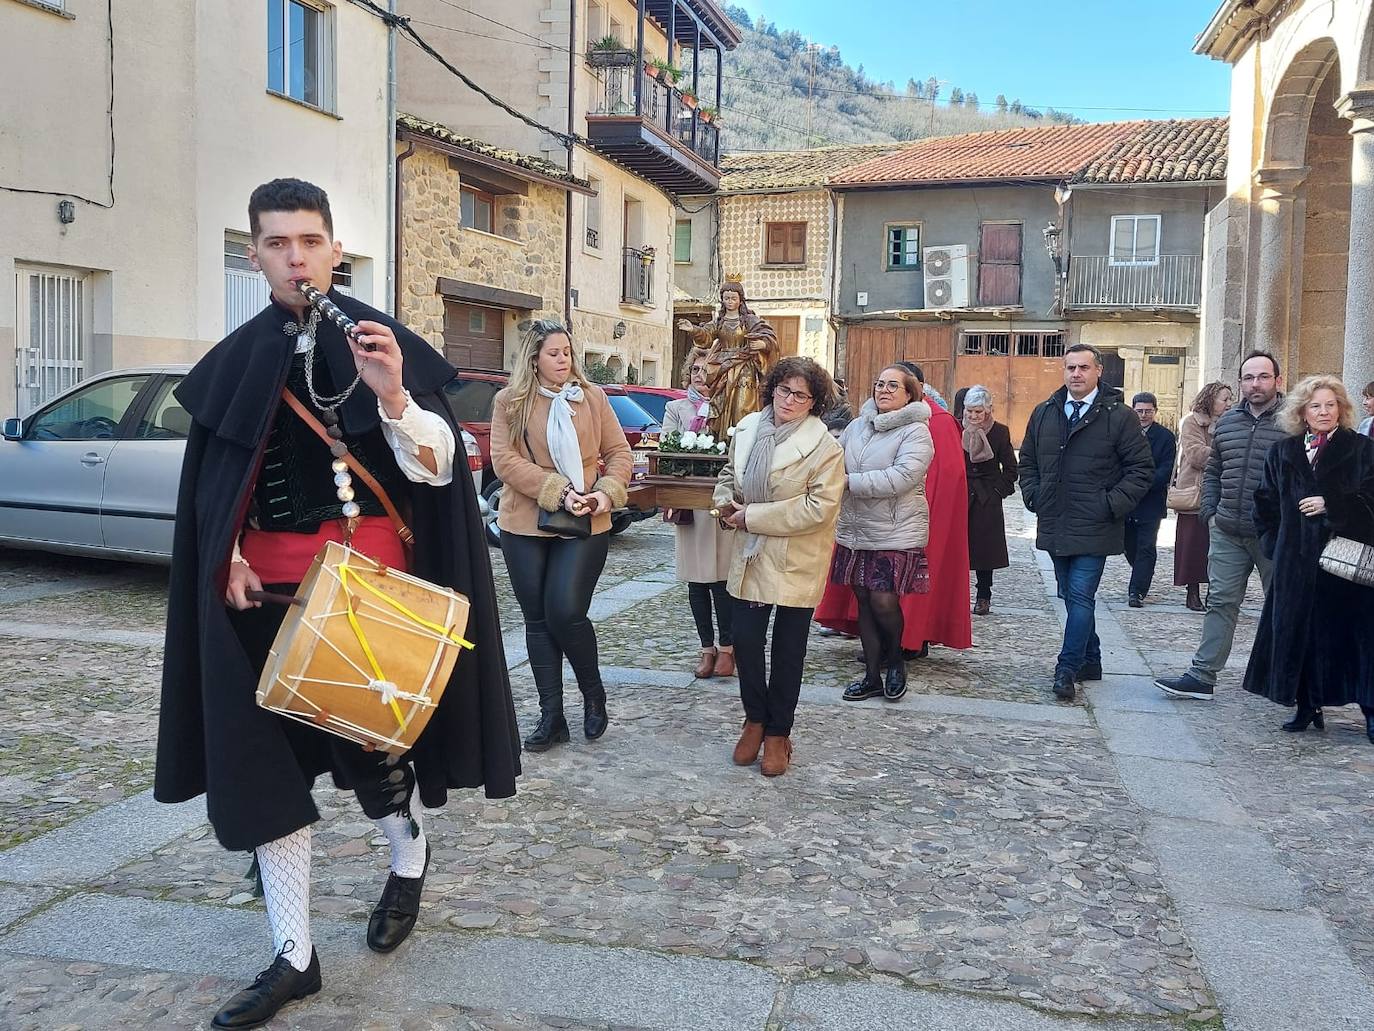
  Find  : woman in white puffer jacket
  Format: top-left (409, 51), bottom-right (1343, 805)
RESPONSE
top-left (832, 364), bottom-right (935, 702)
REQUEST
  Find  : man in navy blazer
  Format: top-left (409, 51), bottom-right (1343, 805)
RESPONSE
top-left (1124, 392), bottom-right (1177, 607)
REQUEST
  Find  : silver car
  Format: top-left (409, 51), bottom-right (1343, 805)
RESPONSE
top-left (0, 365), bottom-right (485, 564)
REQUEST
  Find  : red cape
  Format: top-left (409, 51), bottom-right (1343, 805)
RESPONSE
top-left (815, 405), bottom-right (973, 649)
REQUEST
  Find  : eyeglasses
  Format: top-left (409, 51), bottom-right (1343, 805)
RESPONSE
top-left (773, 384), bottom-right (813, 404)
top-left (690, 365), bottom-right (707, 374)
top-left (1240, 373), bottom-right (1276, 384)
top-left (874, 379), bottom-right (904, 393)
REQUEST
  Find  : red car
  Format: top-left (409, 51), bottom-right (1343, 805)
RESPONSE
top-left (620, 385), bottom-right (687, 424)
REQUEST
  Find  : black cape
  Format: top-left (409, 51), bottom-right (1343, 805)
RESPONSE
top-left (1243, 428), bottom-right (1374, 709)
top-left (154, 292), bottom-right (521, 851)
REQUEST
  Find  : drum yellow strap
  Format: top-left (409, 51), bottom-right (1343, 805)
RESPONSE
top-left (336, 562), bottom-right (476, 731)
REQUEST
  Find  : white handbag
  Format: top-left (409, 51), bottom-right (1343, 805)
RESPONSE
top-left (1319, 536), bottom-right (1374, 588)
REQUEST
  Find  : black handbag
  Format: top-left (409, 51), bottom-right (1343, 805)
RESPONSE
top-left (524, 428), bottom-right (592, 539)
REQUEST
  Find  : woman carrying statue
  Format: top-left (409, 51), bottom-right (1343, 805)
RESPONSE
top-left (677, 280), bottom-right (779, 440)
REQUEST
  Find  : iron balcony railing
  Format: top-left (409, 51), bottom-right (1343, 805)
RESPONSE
top-left (1065, 254), bottom-right (1203, 310)
top-left (589, 67), bottom-right (721, 168)
top-left (622, 246), bottom-right (655, 306)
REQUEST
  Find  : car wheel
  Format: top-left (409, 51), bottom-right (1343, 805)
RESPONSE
top-left (609, 511), bottom-right (633, 536)
top-left (482, 479), bottom-right (503, 549)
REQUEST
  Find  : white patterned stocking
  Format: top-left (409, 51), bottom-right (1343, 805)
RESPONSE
top-left (256, 825), bottom-right (314, 972)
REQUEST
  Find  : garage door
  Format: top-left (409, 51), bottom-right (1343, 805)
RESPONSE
top-left (444, 302), bottom-right (505, 370)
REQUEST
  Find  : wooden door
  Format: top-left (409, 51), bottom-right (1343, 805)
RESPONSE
top-left (978, 223), bottom-right (1022, 307)
top-left (952, 354), bottom-right (1064, 447)
top-left (1143, 353), bottom-right (1185, 432)
top-left (772, 316), bottom-right (800, 358)
top-left (844, 324), bottom-right (955, 406)
top-left (443, 302), bottom-right (505, 370)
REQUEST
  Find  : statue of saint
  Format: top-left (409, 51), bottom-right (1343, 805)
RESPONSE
top-left (677, 281), bottom-right (778, 439)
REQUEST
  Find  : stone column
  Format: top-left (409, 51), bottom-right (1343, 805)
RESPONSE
top-left (1337, 90), bottom-right (1374, 391)
top-left (1251, 166), bottom-right (1308, 371)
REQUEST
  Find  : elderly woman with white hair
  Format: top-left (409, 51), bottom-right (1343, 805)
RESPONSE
top-left (961, 385), bottom-right (1018, 615)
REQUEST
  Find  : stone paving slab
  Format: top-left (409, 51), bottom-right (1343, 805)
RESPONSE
top-left (1093, 712), bottom-right (1209, 763)
top-left (1087, 678), bottom-right (1193, 715)
top-left (0, 886), bottom-right (57, 932)
top-left (785, 979), bottom-right (1192, 1031)
top-left (1143, 821), bottom-right (1306, 912)
top-left (0, 790), bottom-right (205, 885)
top-left (1111, 757), bottom-right (1251, 828)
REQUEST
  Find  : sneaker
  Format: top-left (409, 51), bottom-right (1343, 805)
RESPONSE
top-left (1128, 593), bottom-right (1144, 608)
top-left (1154, 672), bottom-right (1215, 700)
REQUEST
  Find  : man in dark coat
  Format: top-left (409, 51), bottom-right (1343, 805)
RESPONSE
top-left (1123, 392), bottom-right (1177, 607)
top-left (1155, 351), bottom-right (1286, 701)
top-left (155, 179), bottom-right (521, 1029)
top-left (1242, 403), bottom-right (1374, 737)
top-left (1019, 344), bottom-right (1153, 700)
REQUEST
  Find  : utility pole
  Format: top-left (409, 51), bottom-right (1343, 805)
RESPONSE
top-left (804, 40), bottom-right (817, 147)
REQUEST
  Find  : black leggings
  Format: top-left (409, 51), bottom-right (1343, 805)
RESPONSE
top-left (854, 586), bottom-right (903, 680)
top-left (733, 601), bottom-right (812, 737)
top-left (687, 581), bottom-right (734, 648)
top-left (501, 532), bottom-right (610, 701)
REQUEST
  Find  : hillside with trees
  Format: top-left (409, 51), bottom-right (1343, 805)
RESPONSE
top-left (714, 5), bottom-right (1078, 152)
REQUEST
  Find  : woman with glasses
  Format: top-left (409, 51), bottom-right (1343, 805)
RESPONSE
top-left (662, 348), bottom-right (735, 679)
top-left (958, 385), bottom-right (1018, 616)
top-left (835, 366), bottom-right (935, 702)
top-left (714, 357), bottom-right (845, 777)
top-left (490, 321), bottom-right (633, 752)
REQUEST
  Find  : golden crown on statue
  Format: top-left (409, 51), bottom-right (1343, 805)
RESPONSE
top-left (724, 272), bottom-right (744, 284)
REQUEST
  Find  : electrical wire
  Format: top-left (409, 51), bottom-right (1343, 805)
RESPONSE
top-left (2, 0), bottom-right (115, 207)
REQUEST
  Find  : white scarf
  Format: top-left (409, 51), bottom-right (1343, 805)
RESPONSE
top-left (539, 383), bottom-right (585, 491)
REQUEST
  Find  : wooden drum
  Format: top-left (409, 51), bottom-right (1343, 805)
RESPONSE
top-left (256, 540), bottom-right (473, 754)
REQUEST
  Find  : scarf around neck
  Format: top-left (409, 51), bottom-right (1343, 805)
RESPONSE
top-left (539, 383), bottom-right (586, 491)
top-left (686, 385), bottom-right (710, 431)
top-left (738, 406), bottom-right (806, 562)
top-left (962, 413), bottom-right (994, 463)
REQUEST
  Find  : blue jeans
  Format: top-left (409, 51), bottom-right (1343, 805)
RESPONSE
top-left (1052, 554), bottom-right (1106, 674)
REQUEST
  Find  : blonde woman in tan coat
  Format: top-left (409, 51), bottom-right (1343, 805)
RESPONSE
top-left (714, 357), bottom-right (845, 777)
top-left (491, 321), bottom-right (633, 753)
top-left (1172, 382), bottom-right (1232, 611)
top-left (663, 348), bottom-right (736, 679)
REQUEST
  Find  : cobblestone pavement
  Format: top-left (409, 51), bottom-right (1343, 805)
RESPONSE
top-left (1, 504), bottom-right (1371, 1029)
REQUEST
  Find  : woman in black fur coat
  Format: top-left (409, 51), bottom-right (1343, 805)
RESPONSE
top-left (1243, 375), bottom-right (1374, 740)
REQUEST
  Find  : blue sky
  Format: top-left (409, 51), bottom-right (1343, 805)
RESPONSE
top-left (729, 0), bottom-right (1231, 121)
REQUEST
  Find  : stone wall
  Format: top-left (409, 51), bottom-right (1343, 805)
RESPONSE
top-left (572, 309), bottom-right (671, 386)
top-left (400, 147), bottom-right (566, 359)
top-left (719, 190), bottom-right (830, 301)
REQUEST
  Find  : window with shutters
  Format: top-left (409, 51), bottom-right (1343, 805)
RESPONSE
top-left (674, 219), bottom-right (692, 263)
top-left (1109, 214), bottom-right (1161, 266)
top-left (763, 221), bottom-right (806, 266)
top-left (977, 222), bottom-right (1022, 306)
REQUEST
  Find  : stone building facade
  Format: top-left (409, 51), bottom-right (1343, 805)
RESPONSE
top-left (397, 116), bottom-right (590, 370)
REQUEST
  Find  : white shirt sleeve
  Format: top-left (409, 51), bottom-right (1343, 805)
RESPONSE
top-left (378, 390), bottom-right (455, 486)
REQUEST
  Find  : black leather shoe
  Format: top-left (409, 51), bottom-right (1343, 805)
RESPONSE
top-left (901, 642), bottom-right (930, 661)
top-left (1281, 706), bottom-right (1324, 733)
top-left (1077, 662), bottom-right (1103, 682)
top-left (582, 687), bottom-right (609, 740)
top-left (524, 710), bottom-right (570, 752)
top-left (842, 676), bottom-right (883, 701)
top-left (883, 664), bottom-right (908, 701)
top-left (367, 843), bottom-right (430, 954)
top-left (1128, 593), bottom-right (1144, 608)
top-left (212, 944), bottom-right (321, 1029)
top-left (1053, 670), bottom-right (1076, 701)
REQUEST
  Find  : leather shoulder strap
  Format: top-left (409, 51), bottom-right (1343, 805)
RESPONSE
top-left (280, 388), bottom-right (415, 546)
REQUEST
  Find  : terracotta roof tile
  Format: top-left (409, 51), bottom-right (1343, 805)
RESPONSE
top-left (397, 113), bottom-right (590, 189)
top-left (717, 142), bottom-right (906, 193)
top-left (829, 120), bottom-right (1148, 187)
top-left (1072, 117), bottom-right (1228, 184)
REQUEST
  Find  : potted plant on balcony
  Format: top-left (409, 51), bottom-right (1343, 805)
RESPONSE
top-left (639, 245), bottom-right (656, 265)
top-left (589, 35), bottom-right (634, 67)
top-left (680, 89), bottom-right (699, 111)
top-left (699, 106), bottom-right (719, 125)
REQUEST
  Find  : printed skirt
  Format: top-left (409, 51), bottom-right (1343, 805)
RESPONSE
top-left (829, 544), bottom-right (930, 595)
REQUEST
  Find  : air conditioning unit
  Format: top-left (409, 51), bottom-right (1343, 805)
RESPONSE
top-left (923, 244), bottom-right (969, 309)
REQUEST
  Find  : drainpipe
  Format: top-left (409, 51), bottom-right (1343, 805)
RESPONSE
top-left (384, 0), bottom-right (398, 315)
top-left (565, 0), bottom-right (578, 327)
top-left (393, 137), bottom-right (415, 318)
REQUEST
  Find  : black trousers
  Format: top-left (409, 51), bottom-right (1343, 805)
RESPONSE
top-left (231, 594), bottom-right (415, 823)
top-left (1124, 516), bottom-right (1162, 597)
top-left (974, 569), bottom-right (994, 600)
top-left (732, 600), bottom-right (812, 737)
top-left (687, 581), bottom-right (734, 648)
top-left (501, 531), bottom-right (610, 702)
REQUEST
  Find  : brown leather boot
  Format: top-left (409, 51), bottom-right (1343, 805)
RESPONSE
top-left (1185, 584), bottom-right (1204, 612)
top-left (732, 720), bottom-right (764, 766)
top-left (761, 735), bottom-right (792, 777)
top-left (695, 648), bottom-right (717, 679)
top-left (713, 647), bottom-right (736, 678)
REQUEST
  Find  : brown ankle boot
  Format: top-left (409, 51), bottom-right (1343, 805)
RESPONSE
top-left (732, 720), bottom-right (764, 765)
top-left (761, 734), bottom-right (792, 776)
top-left (713, 647), bottom-right (736, 678)
top-left (695, 648), bottom-right (717, 679)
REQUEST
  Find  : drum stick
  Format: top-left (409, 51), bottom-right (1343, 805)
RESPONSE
top-left (297, 281), bottom-right (376, 351)
top-left (246, 589), bottom-right (305, 607)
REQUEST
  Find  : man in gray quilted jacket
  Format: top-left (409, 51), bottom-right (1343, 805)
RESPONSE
top-left (1155, 350), bottom-right (1285, 700)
